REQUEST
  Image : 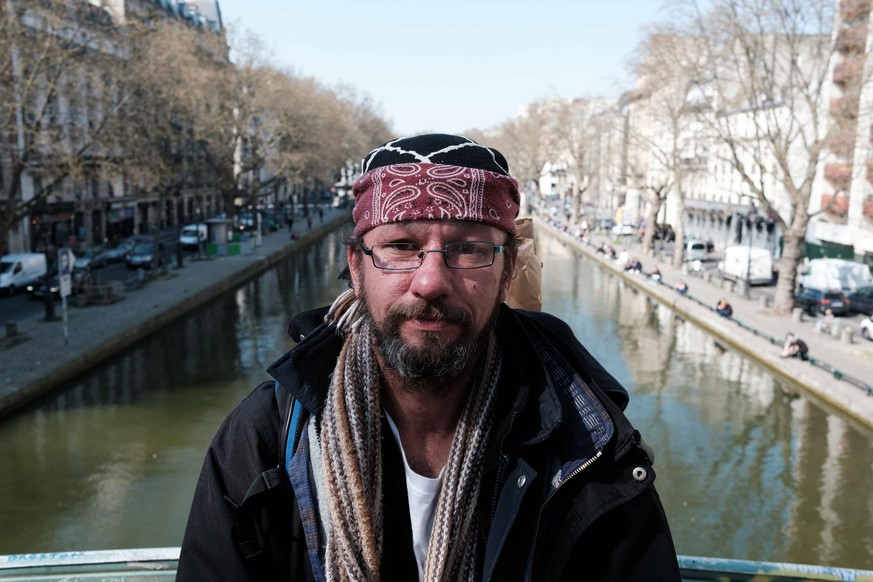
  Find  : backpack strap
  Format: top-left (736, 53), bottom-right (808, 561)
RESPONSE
top-left (275, 380), bottom-right (304, 469)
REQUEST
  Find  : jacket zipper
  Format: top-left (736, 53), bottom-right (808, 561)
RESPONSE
top-left (489, 406), bottom-right (520, 526)
top-left (524, 450), bottom-right (602, 581)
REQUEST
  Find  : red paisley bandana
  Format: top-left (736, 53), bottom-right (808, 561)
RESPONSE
top-left (352, 162), bottom-right (520, 237)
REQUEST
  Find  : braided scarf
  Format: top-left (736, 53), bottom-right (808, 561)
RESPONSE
top-left (319, 289), bottom-right (502, 582)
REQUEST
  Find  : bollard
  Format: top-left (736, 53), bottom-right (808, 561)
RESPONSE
top-left (5, 322), bottom-right (18, 338)
top-left (704, 272), bottom-right (713, 283)
top-left (759, 295), bottom-right (771, 308)
top-left (841, 327), bottom-right (854, 344)
top-left (792, 307), bottom-right (805, 323)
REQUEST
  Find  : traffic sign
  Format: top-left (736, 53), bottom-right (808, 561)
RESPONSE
top-left (59, 247), bottom-right (75, 276)
top-left (59, 273), bottom-right (72, 298)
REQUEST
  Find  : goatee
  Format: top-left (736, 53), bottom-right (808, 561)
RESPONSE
top-left (365, 298), bottom-right (497, 397)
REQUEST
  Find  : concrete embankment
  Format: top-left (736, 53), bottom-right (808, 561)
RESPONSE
top-left (538, 219), bottom-right (873, 432)
top-left (0, 210), bottom-right (351, 420)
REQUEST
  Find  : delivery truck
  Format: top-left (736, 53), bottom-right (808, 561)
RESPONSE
top-left (717, 245), bottom-right (775, 285)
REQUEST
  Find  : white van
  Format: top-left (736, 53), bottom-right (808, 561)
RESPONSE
top-left (797, 258), bottom-right (871, 293)
top-left (718, 245), bottom-right (774, 285)
top-left (683, 239), bottom-right (713, 262)
top-left (0, 253), bottom-right (48, 296)
top-left (179, 224), bottom-right (207, 250)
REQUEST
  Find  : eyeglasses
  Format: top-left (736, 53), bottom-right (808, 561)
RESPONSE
top-left (361, 241), bottom-right (503, 270)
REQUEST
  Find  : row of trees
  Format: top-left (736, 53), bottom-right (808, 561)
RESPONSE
top-left (475, 0), bottom-right (863, 314)
top-left (0, 0), bottom-right (393, 256)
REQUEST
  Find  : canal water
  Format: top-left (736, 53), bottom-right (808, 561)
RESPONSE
top-left (0, 230), bottom-right (871, 570)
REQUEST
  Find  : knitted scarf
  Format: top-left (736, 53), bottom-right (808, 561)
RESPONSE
top-left (319, 289), bottom-right (502, 581)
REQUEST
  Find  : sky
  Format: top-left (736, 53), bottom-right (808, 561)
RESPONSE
top-left (216, 0), bottom-right (669, 137)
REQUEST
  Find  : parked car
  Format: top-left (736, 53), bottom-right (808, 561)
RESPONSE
top-left (25, 270), bottom-right (87, 300)
top-left (611, 223), bottom-right (635, 236)
top-left (860, 314), bottom-right (872, 341)
top-left (654, 224), bottom-right (675, 241)
top-left (96, 238), bottom-right (136, 263)
top-left (179, 224), bottom-right (208, 250)
top-left (792, 287), bottom-right (851, 317)
top-left (125, 240), bottom-right (164, 269)
top-left (74, 247), bottom-right (108, 270)
top-left (26, 274), bottom-right (61, 300)
top-left (847, 285), bottom-right (873, 315)
top-left (596, 218), bottom-right (614, 231)
top-left (683, 239), bottom-right (713, 262)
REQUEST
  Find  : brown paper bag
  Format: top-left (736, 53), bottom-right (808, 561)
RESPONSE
top-left (507, 218), bottom-right (542, 311)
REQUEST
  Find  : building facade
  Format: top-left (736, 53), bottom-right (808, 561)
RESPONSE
top-left (1, 0), bottom-right (226, 256)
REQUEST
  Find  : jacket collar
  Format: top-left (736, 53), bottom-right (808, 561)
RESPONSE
top-left (267, 306), bottom-right (338, 415)
top-left (268, 304), bottom-right (637, 463)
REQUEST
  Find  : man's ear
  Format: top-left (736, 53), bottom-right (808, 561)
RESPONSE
top-left (500, 249), bottom-right (518, 302)
top-left (347, 246), bottom-right (362, 296)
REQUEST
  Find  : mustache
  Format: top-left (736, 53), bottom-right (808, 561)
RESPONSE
top-left (387, 301), bottom-right (472, 326)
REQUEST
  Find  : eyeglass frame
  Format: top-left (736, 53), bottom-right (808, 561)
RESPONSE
top-left (359, 241), bottom-right (504, 271)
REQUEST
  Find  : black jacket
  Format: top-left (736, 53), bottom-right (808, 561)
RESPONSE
top-left (177, 305), bottom-right (680, 581)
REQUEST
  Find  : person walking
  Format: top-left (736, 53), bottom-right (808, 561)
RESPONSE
top-left (178, 133), bottom-right (680, 581)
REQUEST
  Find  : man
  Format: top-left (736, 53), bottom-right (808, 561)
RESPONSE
top-left (177, 134), bottom-right (680, 581)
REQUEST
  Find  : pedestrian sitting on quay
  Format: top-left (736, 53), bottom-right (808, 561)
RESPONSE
top-left (649, 266), bottom-right (662, 284)
top-left (813, 308), bottom-right (835, 335)
top-left (626, 256), bottom-right (643, 274)
top-left (675, 280), bottom-right (688, 296)
top-left (715, 298), bottom-right (733, 318)
top-left (781, 332), bottom-right (809, 360)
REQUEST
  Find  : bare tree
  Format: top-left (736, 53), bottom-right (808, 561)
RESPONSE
top-left (114, 20), bottom-right (226, 267)
top-left (682, 0), bottom-right (842, 313)
top-left (629, 29), bottom-right (709, 263)
top-left (478, 101), bottom-right (553, 198)
top-left (0, 0), bottom-right (128, 255)
top-left (549, 98), bottom-right (600, 227)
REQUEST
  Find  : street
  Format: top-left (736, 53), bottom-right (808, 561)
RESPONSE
top-left (0, 239), bottom-right (193, 326)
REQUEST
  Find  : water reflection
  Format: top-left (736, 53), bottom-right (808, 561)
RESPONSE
top-left (0, 232), bottom-right (348, 554)
top-left (0, 230), bottom-right (871, 571)
top-left (538, 234), bottom-right (873, 570)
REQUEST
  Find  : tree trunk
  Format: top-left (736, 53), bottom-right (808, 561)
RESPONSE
top-left (671, 197), bottom-right (686, 268)
top-left (772, 227), bottom-right (805, 314)
top-left (642, 201), bottom-right (660, 257)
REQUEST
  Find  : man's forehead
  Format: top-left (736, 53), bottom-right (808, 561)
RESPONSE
top-left (366, 221), bottom-right (503, 240)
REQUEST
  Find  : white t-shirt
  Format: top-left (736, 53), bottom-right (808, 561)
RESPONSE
top-left (385, 412), bottom-right (444, 581)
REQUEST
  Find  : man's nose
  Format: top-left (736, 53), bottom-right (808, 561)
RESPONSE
top-left (409, 251), bottom-right (452, 300)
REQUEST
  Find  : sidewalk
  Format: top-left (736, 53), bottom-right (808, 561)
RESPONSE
top-left (4, 211), bottom-right (872, 430)
top-left (540, 219), bottom-right (873, 431)
top-left (0, 207), bottom-right (352, 420)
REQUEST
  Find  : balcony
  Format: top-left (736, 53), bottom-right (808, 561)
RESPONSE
top-left (840, 0), bottom-right (872, 23)
top-left (835, 26), bottom-right (868, 53)
top-left (830, 96), bottom-right (859, 119)
top-left (821, 193), bottom-right (850, 217)
top-left (833, 58), bottom-right (862, 85)
top-left (825, 162), bottom-right (853, 190)
top-left (829, 123), bottom-right (857, 159)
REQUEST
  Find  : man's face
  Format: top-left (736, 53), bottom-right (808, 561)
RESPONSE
top-left (349, 220), bottom-right (515, 381)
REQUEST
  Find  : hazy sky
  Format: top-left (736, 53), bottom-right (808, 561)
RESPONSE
top-left (217, 0), bottom-right (668, 137)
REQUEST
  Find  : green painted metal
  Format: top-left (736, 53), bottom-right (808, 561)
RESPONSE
top-left (2, 550), bottom-right (873, 581)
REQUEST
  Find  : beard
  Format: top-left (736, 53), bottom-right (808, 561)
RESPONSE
top-left (360, 293), bottom-right (501, 395)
